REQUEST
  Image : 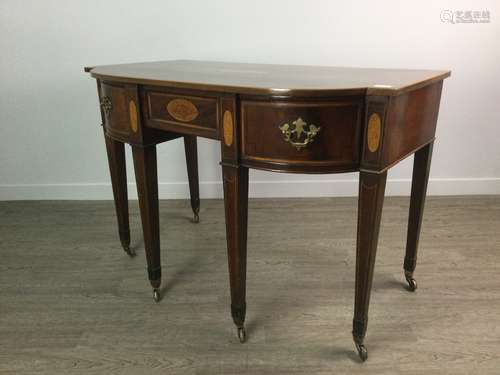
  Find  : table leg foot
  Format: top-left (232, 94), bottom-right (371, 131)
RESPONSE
top-left (231, 303), bottom-right (247, 343)
top-left (354, 341), bottom-right (368, 362)
top-left (353, 319), bottom-right (368, 362)
top-left (192, 206), bottom-right (200, 223)
top-left (153, 288), bottom-right (161, 303)
top-left (148, 266), bottom-right (162, 303)
top-left (121, 238), bottom-right (135, 257)
top-left (237, 326), bottom-right (247, 343)
top-left (405, 270), bottom-right (417, 291)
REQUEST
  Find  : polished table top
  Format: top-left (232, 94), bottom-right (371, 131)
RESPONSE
top-left (89, 60), bottom-right (450, 96)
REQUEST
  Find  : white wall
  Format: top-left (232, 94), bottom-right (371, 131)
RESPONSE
top-left (1, 0), bottom-right (499, 200)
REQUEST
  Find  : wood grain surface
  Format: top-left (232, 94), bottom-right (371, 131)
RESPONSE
top-left (88, 60), bottom-right (450, 97)
top-left (0, 196), bottom-right (499, 374)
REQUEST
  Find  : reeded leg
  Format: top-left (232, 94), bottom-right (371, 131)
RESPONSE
top-left (353, 171), bottom-right (387, 361)
top-left (222, 165), bottom-right (249, 343)
top-left (404, 142), bottom-right (433, 291)
top-left (184, 135), bottom-right (200, 223)
top-left (132, 144), bottom-right (162, 302)
top-left (104, 134), bottom-right (134, 256)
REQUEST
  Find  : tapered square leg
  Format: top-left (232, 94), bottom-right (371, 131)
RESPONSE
top-left (132, 144), bottom-right (162, 302)
top-left (404, 142), bottom-right (433, 291)
top-left (104, 134), bottom-right (133, 256)
top-left (353, 171), bottom-right (387, 361)
top-left (184, 135), bottom-right (200, 223)
top-left (222, 165), bottom-right (249, 343)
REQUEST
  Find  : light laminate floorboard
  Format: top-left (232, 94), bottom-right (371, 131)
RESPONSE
top-left (0, 196), bottom-right (499, 374)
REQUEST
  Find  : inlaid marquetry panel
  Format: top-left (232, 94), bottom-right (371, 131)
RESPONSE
top-left (367, 113), bottom-right (381, 153)
top-left (361, 98), bottom-right (388, 170)
top-left (167, 99), bottom-right (199, 122)
top-left (129, 100), bottom-right (138, 133)
top-left (223, 110), bottom-right (234, 147)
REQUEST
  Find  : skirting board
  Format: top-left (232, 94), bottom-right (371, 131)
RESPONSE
top-left (1, 178), bottom-right (499, 200)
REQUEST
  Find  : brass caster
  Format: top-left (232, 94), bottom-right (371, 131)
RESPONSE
top-left (237, 327), bottom-right (247, 343)
top-left (355, 342), bottom-right (368, 362)
top-left (153, 289), bottom-right (161, 303)
top-left (407, 278), bottom-right (417, 291)
top-left (405, 271), bottom-right (417, 292)
top-left (192, 212), bottom-right (200, 223)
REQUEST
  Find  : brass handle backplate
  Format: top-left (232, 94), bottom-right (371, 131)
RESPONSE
top-left (100, 96), bottom-right (112, 116)
top-left (279, 117), bottom-right (320, 150)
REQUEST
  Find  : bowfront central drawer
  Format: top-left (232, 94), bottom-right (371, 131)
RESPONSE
top-left (241, 100), bottom-right (363, 173)
top-left (144, 90), bottom-right (219, 139)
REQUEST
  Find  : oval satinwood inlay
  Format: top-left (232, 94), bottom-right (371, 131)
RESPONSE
top-left (367, 113), bottom-right (381, 153)
top-left (129, 100), bottom-right (138, 133)
top-left (223, 110), bottom-right (234, 147)
top-left (167, 98), bottom-right (199, 122)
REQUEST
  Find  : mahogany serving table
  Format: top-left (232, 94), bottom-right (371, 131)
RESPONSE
top-left (85, 60), bottom-right (449, 361)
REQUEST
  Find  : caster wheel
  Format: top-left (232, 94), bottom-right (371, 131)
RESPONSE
top-left (193, 213), bottom-right (200, 223)
top-left (405, 271), bottom-right (417, 292)
top-left (407, 277), bottom-right (417, 291)
top-left (237, 327), bottom-right (247, 343)
top-left (153, 289), bottom-right (161, 303)
top-left (355, 343), bottom-right (368, 362)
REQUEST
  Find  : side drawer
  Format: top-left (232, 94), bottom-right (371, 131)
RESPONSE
top-left (241, 100), bottom-right (363, 173)
top-left (100, 82), bottom-right (135, 141)
top-left (144, 91), bottom-right (219, 139)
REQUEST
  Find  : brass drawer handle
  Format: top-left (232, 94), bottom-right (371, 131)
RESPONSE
top-left (100, 96), bottom-right (112, 116)
top-left (279, 117), bottom-right (320, 150)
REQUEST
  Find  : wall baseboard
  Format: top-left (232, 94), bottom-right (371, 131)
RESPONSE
top-left (1, 178), bottom-right (499, 200)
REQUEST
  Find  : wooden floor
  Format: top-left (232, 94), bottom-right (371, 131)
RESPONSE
top-left (1, 196), bottom-right (499, 374)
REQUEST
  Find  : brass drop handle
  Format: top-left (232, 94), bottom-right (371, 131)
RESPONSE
top-left (279, 117), bottom-right (321, 150)
top-left (100, 96), bottom-right (113, 116)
